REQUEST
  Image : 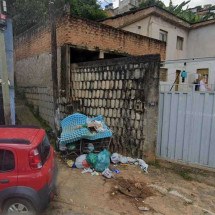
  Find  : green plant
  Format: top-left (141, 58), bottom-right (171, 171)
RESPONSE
top-left (178, 170), bottom-right (192, 180)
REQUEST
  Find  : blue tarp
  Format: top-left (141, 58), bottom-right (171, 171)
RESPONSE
top-left (60, 113), bottom-right (112, 145)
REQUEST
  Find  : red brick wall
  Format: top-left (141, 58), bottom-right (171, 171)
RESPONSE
top-left (15, 15), bottom-right (166, 61)
top-left (15, 24), bottom-right (51, 61)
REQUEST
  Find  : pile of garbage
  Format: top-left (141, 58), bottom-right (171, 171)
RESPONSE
top-left (67, 150), bottom-right (149, 179)
top-left (59, 113), bottom-right (112, 146)
top-left (59, 113), bottom-right (148, 178)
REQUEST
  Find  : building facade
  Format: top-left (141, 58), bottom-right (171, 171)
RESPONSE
top-left (102, 6), bottom-right (215, 90)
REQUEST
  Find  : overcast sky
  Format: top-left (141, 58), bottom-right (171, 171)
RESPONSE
top-left (163, 0), bottom-right (215, 7)
top-left (103, 0), bottom-right (215, 8)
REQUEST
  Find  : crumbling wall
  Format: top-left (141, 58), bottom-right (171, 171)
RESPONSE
top-left (14, 15), bottom-right (165, 130)
top-left (61, 55), bottom-right (160, 160)
top-left (15, 16), bottom-right (166, 62)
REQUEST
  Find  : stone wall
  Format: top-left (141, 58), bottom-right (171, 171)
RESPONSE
top-left (60, 55), bottom-right (160, 160)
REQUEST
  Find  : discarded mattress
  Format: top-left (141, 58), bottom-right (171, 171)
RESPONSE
top-left (60, 113), bottom-right (112, 145)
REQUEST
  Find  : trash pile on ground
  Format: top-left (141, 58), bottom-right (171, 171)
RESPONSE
top-left (59, 113), bottom-right (112, 146)
top-left (59, 113), bottom-right (149, 179)
top-left (65, 150), bottom-right (149, 179)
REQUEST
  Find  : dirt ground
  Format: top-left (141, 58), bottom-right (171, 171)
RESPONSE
top-left (41, 158), bottom-right (215, 215)
top-left (16, 99), bottom-right (215, 215)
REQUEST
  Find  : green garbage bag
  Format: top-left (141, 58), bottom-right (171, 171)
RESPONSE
top-left (86, 153), bottom-right (98, 168)
top-left (86, 149), bottom-right (111, 172)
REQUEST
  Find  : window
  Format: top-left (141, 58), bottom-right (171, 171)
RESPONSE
top-left (159, 30), bottom-right (168, 42)
top-left (37, 136), bottom-right (50, 165)
top-left (0, 150), bottom-right (15, 172)
top-left (197, 69), bottom-right (209, 84)
top-left (160, 68), bottom-right (168, 82)
top-left (176, 36), bottom-right (184, 50)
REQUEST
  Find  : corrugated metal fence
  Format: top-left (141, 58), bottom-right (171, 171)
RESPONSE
top-left (157, 85), bottom-right (215, 168)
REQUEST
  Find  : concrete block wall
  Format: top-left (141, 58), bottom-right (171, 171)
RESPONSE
top-left (15, 52), bottom-right (55, 128)
top-left (21, 87), bottom-right (55, 128)
top-left (62, 55), bottom-right (160, 160)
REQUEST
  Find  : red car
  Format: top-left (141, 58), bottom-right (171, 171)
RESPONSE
top-left (0, 126), bottom-right (56, 215)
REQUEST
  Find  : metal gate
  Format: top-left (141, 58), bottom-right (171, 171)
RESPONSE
top-left (0, 85), bottom-right (5, 125)
top-left (157, 85), bottom-right (215, 168)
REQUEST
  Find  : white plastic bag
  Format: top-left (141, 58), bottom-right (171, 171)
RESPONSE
top-left (137, 159), bottom-right (148, 173)
top-left (111, 153), bottom-right (120, 164)
top-left (119, 156), bottom-right (128, 164)
top-left (75, 154), bottom-right (90, 169)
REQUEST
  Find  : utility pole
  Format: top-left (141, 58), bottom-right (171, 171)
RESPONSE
top-left (0, 0), bottom-right (11, 125)
top-left (49, 0), bottom-right (59, 133)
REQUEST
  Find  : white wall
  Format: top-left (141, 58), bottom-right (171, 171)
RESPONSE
top-left (163, 24), bottom-right (215, 86)
top-left (150, 16), bottom-right (188, 61)
top-left (188, 25), bottom-right (215, 58)
top-left (122, 15), bottom-right (189, 61)
top-left (162, 59), bottom-right (215, 88)
top-left (121, 15), bottom-right (215, 87)
top-left (122, 17), bottom-right (152, 35)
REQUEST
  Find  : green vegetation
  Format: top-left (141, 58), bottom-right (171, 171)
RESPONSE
top-left (67, 0), bottom-right (107, 20)
top-left (148, 159), bottom-right (161, 168)
top-left (139, 0), bottom-right (165, 9)
top-left (177, 169), bottom-right (193, 181)
top-left (7, 0), bottom-right (107, 35)
top-left (138, 0), bottom-right (214, 23)
top-left (26, 103), bottom-right (52, 134)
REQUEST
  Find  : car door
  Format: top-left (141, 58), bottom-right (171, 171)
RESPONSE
top-left (0, 148), bottom-right (17, 191)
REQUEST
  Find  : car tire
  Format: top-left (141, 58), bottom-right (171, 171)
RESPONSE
top-left (3, 198), bottom-right (36, 215)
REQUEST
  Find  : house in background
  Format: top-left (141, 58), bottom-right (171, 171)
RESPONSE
top-left (102, 6), bottom-right (215, 91)
top-left (188, 4), bottom-right (215, 19)
top-left (115, 0), bottom-right (141, 15)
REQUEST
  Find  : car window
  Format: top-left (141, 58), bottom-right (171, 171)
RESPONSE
top-left (37, 135), bottom-right (50, 165)
top-left (0, 149), bottom-right (15, 172)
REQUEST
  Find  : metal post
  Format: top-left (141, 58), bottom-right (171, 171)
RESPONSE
top-left (0, 30), bottom-right (11, 125)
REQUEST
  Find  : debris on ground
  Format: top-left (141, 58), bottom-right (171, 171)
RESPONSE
top-left (113, 178), bottom-right (153, 199)
top-left (148, 184), bottom-right (168, 195)
top-left (86, 149), bottom-right (111, 172)
top-left (81, 168), bottom-right (93, 174)
top-left (138, 206), bottom-right (150, 211)
top-left (102, 168), bottom-right (113, 179)
top-left (58, 113), bottom-right (149, 180)
top-left (59, 113), bottom-right (112, 146)
top-left (63, 150), bottom-right (149, 180)
top-left (66, 160), bottom-right (74, 168)
top-left (169, 190), bottom-right (193, 204)
top-left (149, 184), bottom-right (193, 204)
top-left (75, 154), bottom-right (90, 169)
top-left (111, 153), bottom-right (149, 173)
top-left (91, 171), bottom-right (99, 176)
